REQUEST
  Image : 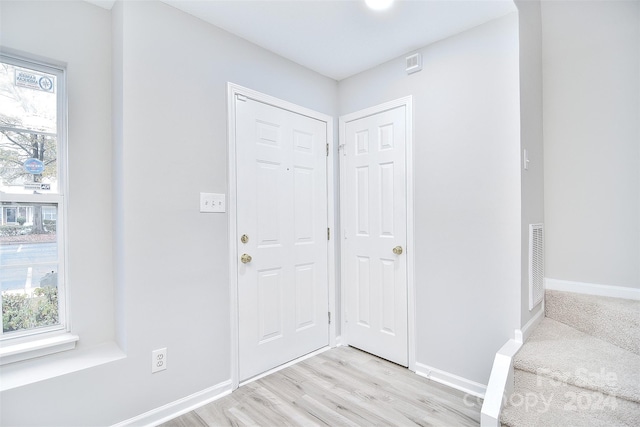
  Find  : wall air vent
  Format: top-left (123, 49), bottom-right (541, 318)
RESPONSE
top-left (529, 224), bottom-right (544, 310)
top-left (405, 53), bottom-right (422, 74)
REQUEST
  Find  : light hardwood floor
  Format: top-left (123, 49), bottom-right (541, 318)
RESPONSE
top-left (161, 346), bottom-right (482, 427)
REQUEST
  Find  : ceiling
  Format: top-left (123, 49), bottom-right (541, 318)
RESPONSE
top-left (87, 0), bottom-right (517, 81)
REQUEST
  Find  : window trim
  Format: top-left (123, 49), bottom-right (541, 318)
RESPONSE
top-left (0, 52), bottom-right (72, 360)
top-left (0, 331), bottom-right (79, 366)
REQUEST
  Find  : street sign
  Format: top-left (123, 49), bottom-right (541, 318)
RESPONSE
top-left (24, 158), bottom-right (45, 174)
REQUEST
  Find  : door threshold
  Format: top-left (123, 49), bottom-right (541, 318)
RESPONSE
top-left (239, 345), bottom-right (332, 388)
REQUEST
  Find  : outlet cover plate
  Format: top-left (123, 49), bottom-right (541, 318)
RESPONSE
top-left (152, 348), bottom-right (167, 373)
top-left (200, 192), bottom-right (225, 213)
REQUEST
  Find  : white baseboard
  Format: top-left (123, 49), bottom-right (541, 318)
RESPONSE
top-left (112, 379), bottom-right (232, 427)
top-left (480, 339), bottom-right (521, 427)
top-left (335, 335), bottom-right (343, 347)
top-left (545, 278), bottom-right (640, 301)
top-left (414, 362), bottom-right (486, 398)
top-left (515, 300), bottom-right (544, 344)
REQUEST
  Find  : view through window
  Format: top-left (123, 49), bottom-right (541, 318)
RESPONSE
top-left (0, 54), bottom-right (67, 339)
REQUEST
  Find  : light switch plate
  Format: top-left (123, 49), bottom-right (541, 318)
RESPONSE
top-left (200, 193), bottom-right (226, 213)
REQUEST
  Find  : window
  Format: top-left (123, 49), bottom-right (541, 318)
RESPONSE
top-left (0, 53), bottom-right (68, 346)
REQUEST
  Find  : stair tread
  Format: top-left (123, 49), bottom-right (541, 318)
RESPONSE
top-left (501, 370), bottom-right (640, 427)
top-left (514, 318), bottom-right (640, 403)
top-left (545, 290), bottom-right (640, 355)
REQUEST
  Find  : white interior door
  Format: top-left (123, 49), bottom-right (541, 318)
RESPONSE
top-left (342, 104), bottom-right (408, 367)
top-left (236, 95), bottom-right (329, 381)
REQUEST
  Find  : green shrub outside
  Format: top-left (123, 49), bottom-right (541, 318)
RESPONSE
top-left (16, 217), bottom-right (26, 226)
top-left (2, 273), bottom-right (59, 333)
top-left (0, 221), bottom-right (55, 237)
top-left (0, 225), bottom-right (22, 236)
top-left (44, 220), bottom-right (56, 233)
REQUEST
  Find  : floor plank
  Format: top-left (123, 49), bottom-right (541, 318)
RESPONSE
top-left (161, 346), bottom-right (482, 426)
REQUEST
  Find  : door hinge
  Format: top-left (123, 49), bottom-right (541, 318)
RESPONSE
top-left (328, 311), bottom-right (331, 324)
top-left (326, 143), bottom-right (329, 157)
top-left (327, 228), bottom-right (330, 240)
top-left (236, 94), bottom-right (247, 102)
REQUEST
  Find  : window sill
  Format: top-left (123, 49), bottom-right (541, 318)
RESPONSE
top-left (0, 339), bottom-right (125, 391)
top-left (0, 333), bottom-right (79, 366)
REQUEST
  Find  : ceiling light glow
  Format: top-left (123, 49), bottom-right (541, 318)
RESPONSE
top-left (365, 0), bottom-right (394, 11)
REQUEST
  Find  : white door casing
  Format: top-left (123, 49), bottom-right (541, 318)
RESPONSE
top-left (340, 98), bottom-right (414, 368)
top-left (230, 85), bottom-right (333, 384)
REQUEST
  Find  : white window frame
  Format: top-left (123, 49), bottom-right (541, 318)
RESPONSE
top-left (0, 52), bottom-right (76, 364)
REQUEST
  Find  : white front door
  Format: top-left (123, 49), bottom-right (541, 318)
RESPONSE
top-left (341, 103), bottom-right (408, 367)
top-left (236, 95), bottom-right (329, 381)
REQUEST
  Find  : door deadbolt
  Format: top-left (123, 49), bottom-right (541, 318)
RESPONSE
top-left (240, 234), bottom-right (249, 244)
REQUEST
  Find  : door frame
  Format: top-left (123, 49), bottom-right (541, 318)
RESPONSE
top-left (227, 83), bottom-right (336, 390)
top-left (338, 96), bottom-right (415, 372)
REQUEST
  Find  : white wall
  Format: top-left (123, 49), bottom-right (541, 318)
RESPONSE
top-left (516, 0), bottom-right (544, 325)
top-left (339, 13), bottom-right (521, 386)
top-left (0, 0), bottom-right (115, 352)
top-left (0, 0), bottom-right (114, 350)
top-left (542, 0), bottom-right (640, 290)
top-left (0, 1), bottom-right (337, 425)
top-left (0, 1), bottom-right (120, 423)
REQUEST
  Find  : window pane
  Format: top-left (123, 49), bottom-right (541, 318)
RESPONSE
top-left (0, 61), bottom-right (59, 195)
top-left (0, 62), bottom-right (57, 133)
top-left (1, 203), bottom-right (60, 335)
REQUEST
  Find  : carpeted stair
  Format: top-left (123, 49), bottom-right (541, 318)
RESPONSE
top-left (501, 290), bottom-right (640, 426)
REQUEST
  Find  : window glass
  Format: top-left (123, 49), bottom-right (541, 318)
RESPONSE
top-left (1, 203), bottom-right (59, 333)
top-left (0, 62), bottom-right (59, 195)
top-left (0, 55), bottom-right (65, 340)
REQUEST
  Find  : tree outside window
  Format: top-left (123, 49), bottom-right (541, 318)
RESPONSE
top-left (0, 55), bottom-right (66, 338)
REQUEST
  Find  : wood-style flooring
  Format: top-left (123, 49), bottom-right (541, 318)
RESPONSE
top-left (161, 346), bottom-right (482, 427)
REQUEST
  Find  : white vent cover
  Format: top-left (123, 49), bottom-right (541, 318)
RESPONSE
top-left (529, 224), bottom-right (544, 310)
top-left (406, 53), bottom-right (422, 74)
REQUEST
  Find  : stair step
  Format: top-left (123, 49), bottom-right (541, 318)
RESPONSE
top-left (514, 318), bottom-right (640, 403)
top-left (545, 290), bottom-right (640, 355)
top-left (501, 370), bottom-right (640, 427)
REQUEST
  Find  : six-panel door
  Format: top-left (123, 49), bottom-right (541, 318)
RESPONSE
top-left (343, 105), bottom-right (408, 367)
top-left (236, 97), bottom-right (329, 381)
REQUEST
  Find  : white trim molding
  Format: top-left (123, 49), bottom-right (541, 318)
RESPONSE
top-left (480, 339), bottom-right (521, 427)
top-left (414, 362), bottom-right (487, 398)
top-left (514, 300), bottom-right (544, 344)
top-left (1, 341), bottom-right (124, 392)
top-left (545, 278), bottom-right (640, 301)
top-left (0, 333), bottom-right (78, 366)
top-left (111, 380), bottom-right (233, 427)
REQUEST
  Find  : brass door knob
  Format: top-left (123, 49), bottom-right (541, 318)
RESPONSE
top-left (392, 246), bottom-right (403, 255)
top-left (241, 254), bottom-right (252, 264)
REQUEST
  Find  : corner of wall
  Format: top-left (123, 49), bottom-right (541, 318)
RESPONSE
top-left (111, 0), bottom-right (127, 352)
top-left (516, 0), bottom-right (545, 329)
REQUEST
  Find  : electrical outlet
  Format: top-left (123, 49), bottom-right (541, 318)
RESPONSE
top-left (152, 348), bottom-right (167, 373)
